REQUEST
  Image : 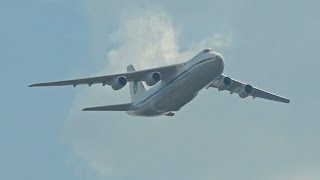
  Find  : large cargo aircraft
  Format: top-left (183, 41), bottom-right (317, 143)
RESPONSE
top-left (29, 49), bottom-right (290, 117)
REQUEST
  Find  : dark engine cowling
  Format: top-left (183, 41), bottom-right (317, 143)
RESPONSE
top-left (145, 72), bottom-right (161, 86)
top-left (217, 76), bottom-right (232, 91)
top-left (111, 76), bottom-right (127, 90)
top-left (238, 84), bottom-right (254, 98)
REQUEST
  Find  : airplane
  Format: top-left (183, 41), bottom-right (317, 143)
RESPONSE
top-left (29, 48), bottom-right (290, 117)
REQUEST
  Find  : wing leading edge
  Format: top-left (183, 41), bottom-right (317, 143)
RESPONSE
top-left (210, 74), bottom-right (290, 103)
top-left (29, 64), bottom-right (179, 88)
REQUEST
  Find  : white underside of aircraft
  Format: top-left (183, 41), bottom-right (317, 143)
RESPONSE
top-left (29, 49), bottom-right (290, 117)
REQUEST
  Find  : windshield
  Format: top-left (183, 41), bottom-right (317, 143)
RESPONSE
top-left (202, 48), bottom-right (213, 53)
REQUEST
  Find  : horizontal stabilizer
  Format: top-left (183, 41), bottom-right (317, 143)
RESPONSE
top-left (82, 103), bottom-right (133, 111)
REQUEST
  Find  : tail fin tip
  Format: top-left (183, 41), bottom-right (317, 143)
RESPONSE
top-left (127, 64), bottom-right (135, 72)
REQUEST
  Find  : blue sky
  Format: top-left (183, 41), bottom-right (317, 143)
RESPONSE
top-left (1, 0), bottom-right (320, 180)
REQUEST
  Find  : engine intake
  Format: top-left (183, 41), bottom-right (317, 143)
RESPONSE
top-left (145, 72), bottom-right (161, 86)
top-left (238, 84), bottom-right (254, 98)
top-left (111, 76), bottom-right (127, 90)
top-left (217, 76), bottom-right (232, 91)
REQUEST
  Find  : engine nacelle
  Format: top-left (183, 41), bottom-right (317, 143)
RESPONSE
top-left (111, 76), bottom-right (127, 90)
top-left (145, 72), bottom-right (161, 86)
top-left (217, 76), bottom-right (232, 91)
top-left (238, 84), bottom-right (254, 98)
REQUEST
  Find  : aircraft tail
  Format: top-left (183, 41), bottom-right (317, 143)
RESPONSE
top-left (82, 65), bottom-right (146, 112)
top-left (127, 64), bottom-right (147, 101)
top-left (82, 103), bottom-right (133, 111)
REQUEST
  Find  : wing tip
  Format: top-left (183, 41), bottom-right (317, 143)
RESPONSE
top-left (279, 97), bottom-right (290, 103)
top-left (28, 83), bottom-right (47, 87)
top-left (82, 107), bottom-right (100, 111)
top-left (28, 84), bottom-right (37, 87)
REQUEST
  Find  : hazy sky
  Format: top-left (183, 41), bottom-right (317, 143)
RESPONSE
top-left (1, 0), bottom-right (320, 180)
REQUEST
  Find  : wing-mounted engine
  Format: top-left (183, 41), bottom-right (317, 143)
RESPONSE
top-left (111, 76), bottom-right (127, 90)
top-left (216, 76), bottom-right (232, 91)
top-left (145, 72), bottom-right (161, 86)
top-left (238, 84), bottom-right (254, 98)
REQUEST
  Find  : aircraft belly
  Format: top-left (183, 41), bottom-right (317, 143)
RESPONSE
top-left (151, 61), bottom-right (221, 112)
top-left (129, 59), bottom-right (222, 117)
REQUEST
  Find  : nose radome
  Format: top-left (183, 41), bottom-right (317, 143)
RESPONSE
top-left (215, 54), bottom-right (224, 65)
top-left (214, 54), bottom-right (224, 73)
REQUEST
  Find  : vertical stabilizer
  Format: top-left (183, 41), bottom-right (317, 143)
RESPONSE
top-left (127, 65), bottom-right (147, 101)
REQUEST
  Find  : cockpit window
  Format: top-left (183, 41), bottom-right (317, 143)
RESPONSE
top-left (202, 48), bottom-right (213, 53)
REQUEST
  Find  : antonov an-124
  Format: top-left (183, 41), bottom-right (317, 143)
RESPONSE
top-left (29, 49), bottom-right (290, 117)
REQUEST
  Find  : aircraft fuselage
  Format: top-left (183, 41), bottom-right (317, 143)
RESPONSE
top-left (127, 52), bottom-right (224, 116)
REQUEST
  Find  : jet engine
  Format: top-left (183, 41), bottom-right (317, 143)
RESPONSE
top-left (217, 76), bottom-right (232, 91)
top-left (111, 76), bottom-right (127, 90)
top-left (238, 84), bottom-right (254, 98)
top-left (145, 72), bottom-right (161, 86)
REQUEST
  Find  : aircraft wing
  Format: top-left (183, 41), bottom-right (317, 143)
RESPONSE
top-left (29, 64), bottom-right (179, 88)
top-left (83, 103), bottom-right (133, 111)
top-left (209, 74), bottom-right (290, 103)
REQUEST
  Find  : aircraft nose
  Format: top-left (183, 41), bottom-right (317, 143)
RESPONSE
top-left (215, 54), bottom-right (224, 65)
top-left (214, 54), bottom-right (224, 73)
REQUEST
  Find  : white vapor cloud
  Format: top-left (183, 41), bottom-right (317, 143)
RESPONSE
top-left (107, 12), bottom-right (180, 69)
top-left (65, 5), bottom-right (231, 179)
